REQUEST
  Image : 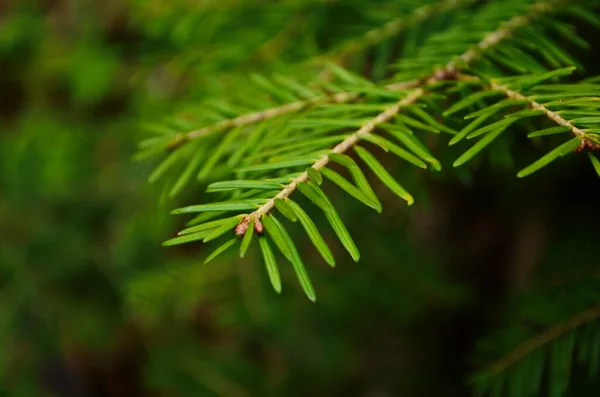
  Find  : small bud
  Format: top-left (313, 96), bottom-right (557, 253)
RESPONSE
top-left (575, 139), bottom-right (600, 153)
top-left (433, 68), bottom-right (457, 81)
top-left (254, 218), bottom-right (264, 235)
top-left (235, 216), bottom-right (251, 237)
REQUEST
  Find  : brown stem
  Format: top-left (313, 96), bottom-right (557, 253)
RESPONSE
top-left (489, 80), bottom-right (587, 139)
top-left (169, 91), bottom-right (361, 149)
top-left (488, 305), bottom-right (600, 374)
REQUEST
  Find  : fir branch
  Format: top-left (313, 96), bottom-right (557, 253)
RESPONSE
top-left (487, 304), bottom-right (600, 374)
top-left (167, 90), bottom-right (360, 150)
top-left (244, 0), bottom-right (566, 226)
top-left (152, 0), bottom-right (600, 303)
top-left (247, 88), bottom-right (426, 221)
top-left (459, 73), bottom-right (592, 142)
top-left (168, 0), bottom-right (563, 151)
top-left (489, 80), bottom-right (588, 140)
top-left (167, 81), bottom-right (422, 151)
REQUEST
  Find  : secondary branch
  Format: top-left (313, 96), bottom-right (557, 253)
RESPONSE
top-left (490, 80), bottom-right (588, 139)
top-left (487, 304), bottom-right (600, 374)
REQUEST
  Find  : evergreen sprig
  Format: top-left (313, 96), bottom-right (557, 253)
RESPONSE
top-left (139, 1), bottom-right (600, 394)
top-left (470, 273), bottom-right (600, 397)
top-left (472, 305), bottom-right (600, 397)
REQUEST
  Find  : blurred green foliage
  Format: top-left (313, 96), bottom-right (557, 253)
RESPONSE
top-left (1, 1), bottom-right (600, 396)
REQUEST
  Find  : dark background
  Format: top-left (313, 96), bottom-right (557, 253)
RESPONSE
top-left (1, 1), bottom-right (600, 396)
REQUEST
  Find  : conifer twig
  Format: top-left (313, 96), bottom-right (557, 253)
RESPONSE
top-left (249, 88), bottom-right (426, 220)
top-left (487, 304), bottom-right (600, 374)
top-left (186, 91), bottom-right (359, 140)
top-left (490, 80), bottom-right (588, 139)
top-left (456, 73), bottom-right (594, 145)
top-left (244, 0), bottom-right (565, 226)
top-left (168, 82), bottom-right (422, 150)
top-left (167, 0), bottom-right (483, 150)
top-left (170, 0), bottom-right (561, 152)
top-left (168, 91), bottom-right (361, 149)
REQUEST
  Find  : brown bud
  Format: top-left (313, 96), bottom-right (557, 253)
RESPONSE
top-left (235, 216), bottom-right (251, 237)
top-left (433, 68), bottom-right (457, 81)
top-left (588, 141), bottom-right (600, 152)
top-left (254, 218), bottom-right (264, 235)
top-left (575, 139), bottom-right (600, 153)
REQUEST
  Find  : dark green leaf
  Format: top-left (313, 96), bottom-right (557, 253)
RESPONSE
top-left (505, 109), bottom-right (545, 119)
top-left (519, 67), bottom-right (577, 90)
top-left (198, 126), bottom-right (241, 180)
top-left (527, 126), bottom-right (571, 138)
top-left (239, 219), bottom-right (255, 258)
top-left (186, 211), bottom-right (230, 226)
top-left (250, 73), bottom-right (297, 102)
top-left (320, 167), bottom-right (381, 212)
top-left (258, 237), bottom-right (282, 293)
top-left (566, 5), bottom-right (600, 28)
top-left (329, 153), bottom-right (381, 205)
top-left (571, 117), bottom-right (600, 125)
top-left (204, 238), bottom-right (238, 264)
top-left (467, 118), bottom-right (516, 140)
top-left (148, 150), bottom-right (182, 184)
top-left (236, 158), bottom-right (317, 172)
top-left (163, 230), bottom-right (213, 246)
top-left (449, 113), bottom-right (493, 146)
top-left (297, 181), bottom-right (330, 211)
top-left (274, 199), bottom-right (298, 222)
top-left (306, 167), bottom-right (323, 185)
top-left (178, 216), bottom-right (241, 235)
top-left (228, 122), bottom-right (269, 167)
top-left (172, 200), bottom-right (265, 214)
top-left (589, 153), bottom-right (600, 177)
top-left (454, 127), bottom-right (505, 167)
top-left (262, 215), bottom-right (316, 301)
top-left (287, 200), bottom-right (335, 267)
top-left (409, 107), bottom-right (456, 134)
top-left (169, 145), bottom-right (205, 198)
top-left (292, 118), bottom-right (365, 128)
top-left (309, 184), bottom-right (360, 262)
top-left (362, 134), bottom-right (427, 168)
top-left (203, 217), bottom-right (242, 242)
top-left (273, 74), bottom-right (318, 99)
top-left (206, 180), bottom-right (283, 192)
top-left (326, 62), bottom-right (373, 86)
top-left (354, 146), bottom-right (414, 205)
top-left (396, 114), bottom-right (440, 133)
top-left (465, 99), bottom-right (530, 120)
top-left (444, 90), bottom-right (503, 117)
top-left (517, 138), bottom-right (581, 178)
top-left (384, 128), bottom-right (441, 169)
